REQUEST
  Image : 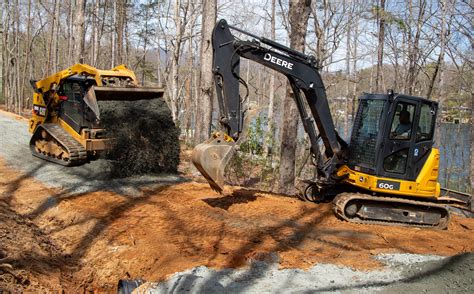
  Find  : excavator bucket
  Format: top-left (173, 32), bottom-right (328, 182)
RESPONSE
top-left (84, 86), bottom-right (164, 119)
top-left (192, 133), bottom-right (236, 193)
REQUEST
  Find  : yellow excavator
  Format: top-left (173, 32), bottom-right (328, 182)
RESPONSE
top-left (192, 19), bottom-right (472, 229)
top-left (29, 64), bottom-right (165, 166)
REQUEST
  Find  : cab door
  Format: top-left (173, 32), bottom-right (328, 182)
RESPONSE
top-left (411, 102), bottom-right (437, 178)
top-left (58, 81), bottom-right (84, 133)
top-left (378, 97), bottom-right (417, 181)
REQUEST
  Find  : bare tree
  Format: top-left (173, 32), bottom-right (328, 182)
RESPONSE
top-left (344, 0), bottom-right (353, 137)
top-left (375, 0), bottom-right (386, 92)
top-left (307, 0), bottom-right (348, 69)
top-left (263, 0), bottom-right (277, 157)
top-left (471, 92), bottom-right (474, 193)
top-left (405, 0), bottom-right (427, 95)
top-left (277, 0), bottom-right (312, 195)
top-left (116, 1), bottom-right (126, 65)
top-left (73, 0), bottom-right (86, 63)
top-left (426, 0), bottom-right (452, 99)
top-left (194, 0), bottom-right (217, 144)
top-left (51, 0), bottom-right (61, 73)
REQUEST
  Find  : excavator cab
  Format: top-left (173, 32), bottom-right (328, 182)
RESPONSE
top-left (348, 92), bottom-right (438, 183)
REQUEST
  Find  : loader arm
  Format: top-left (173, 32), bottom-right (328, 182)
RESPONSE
top-left (192, 19), bottom-right (347, 192)
top-left (32, 64), bottom-right (139, 96)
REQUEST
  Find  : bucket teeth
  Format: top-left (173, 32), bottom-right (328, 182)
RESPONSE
top-left (192, 133), bottom-right (236, 193)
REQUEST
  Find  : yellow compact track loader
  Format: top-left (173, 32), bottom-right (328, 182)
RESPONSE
top-left (29, 64), bottom-right (165, 166)
top-left (192, 19), bottom-right (472, 229)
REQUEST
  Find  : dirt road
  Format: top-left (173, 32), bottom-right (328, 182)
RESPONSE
top-left (0, 111), bottom-right (473, 292)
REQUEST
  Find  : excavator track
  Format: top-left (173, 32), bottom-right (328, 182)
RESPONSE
top-left (30, 123), bottom-right (87, 166)
top-left (333, 193), bottom-right (450, 230)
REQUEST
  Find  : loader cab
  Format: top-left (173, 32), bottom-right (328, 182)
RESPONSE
top-left (57, 76), bottom-right (99, 133)
top-left (347, 92), bottom-right (438, 181)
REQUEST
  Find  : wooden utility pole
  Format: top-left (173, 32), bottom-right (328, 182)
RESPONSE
top-left (277, 0), bottom-right (312, 195)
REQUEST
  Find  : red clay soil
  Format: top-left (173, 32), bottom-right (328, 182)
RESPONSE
top-left (0, 158), bottom-right (473, 292)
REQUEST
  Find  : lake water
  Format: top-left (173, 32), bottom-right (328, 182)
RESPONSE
top-left (437, 123), bottom-right (471, 192)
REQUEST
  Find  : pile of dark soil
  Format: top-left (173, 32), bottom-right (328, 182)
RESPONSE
top-left (98, 98), bottom-right (180, 177)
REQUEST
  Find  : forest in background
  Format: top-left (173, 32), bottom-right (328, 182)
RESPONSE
top-left (1, 0), bottom-right (472, 193)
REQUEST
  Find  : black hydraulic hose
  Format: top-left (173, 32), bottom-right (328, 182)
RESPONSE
top-left (229, 44), bottom-right (249, 105)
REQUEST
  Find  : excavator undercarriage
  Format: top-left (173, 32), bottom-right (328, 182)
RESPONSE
top-left (333, 193), bottom-right (450, 229)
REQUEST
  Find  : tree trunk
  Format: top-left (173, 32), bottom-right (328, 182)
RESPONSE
top-left (351, 12), bottom-right (359, 124)
top-left (73, 0), bottom-right (86, 63)
top-left (2, 1), bottom-right (10, 111)
top-left (263, 0), bottom-right (276, 157)
top-left (277, 0), bottom-right (312, 195)
top-left (14, 0), bottom-right (20, 114)
top-left (183, 5), bottom-right (198, 142)
top-left (0, 1), bottom-right (4, 104)
top-left (124, 6), bottom-right (130, 66)
top-left (344, 0), bottom-right (352, 138)
top-left (21, 0), bottom-right (32, 107)
top-left (194, 0), bottom-right (216, 144)
top-left (375, 0), bottom-right (385, 93)
top-left (111, 1), bottom-right (117, 67)
top-left (406, 0), bottom-right (425, 95)
top-left (67, 0), bottom-right (74, 62)
top-left (51, 0), bottom-right (61, 72)
top-left (91, 0), bottom-right (100, 66)
top-left (471, 92), bottom-right (474, 192)
top-left (427, 0), bottom-right (450, 100)
top-left (116, 0), bottom-right (125, 65)
top-left (170, 0), bottom-right (182, 123)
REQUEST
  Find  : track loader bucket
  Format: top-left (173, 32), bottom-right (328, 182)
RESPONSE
top-left (192, 133), bottom-right (236, 193)
top-left (84, 86), bottom-right (164, 119)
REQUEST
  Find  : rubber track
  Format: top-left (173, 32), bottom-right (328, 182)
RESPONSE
top-left (30, 123), bottom-right (87, 166)
top-left (333, 193), bottom-right (450, 230)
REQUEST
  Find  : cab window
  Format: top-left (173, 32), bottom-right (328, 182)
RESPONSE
top-left (417, 104), bottom-right (435, 142)
top-left (389, 102), bottom-right (415, 140)
top-left (383, 148), bottom-right (408, 174)
top-left (60, 81), bottom-right (83, 103)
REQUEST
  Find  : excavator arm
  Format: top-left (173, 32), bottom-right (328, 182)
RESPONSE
top-left (192, 19), bottom-right (347, 192)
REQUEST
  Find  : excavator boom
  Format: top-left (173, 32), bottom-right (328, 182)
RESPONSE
top-left (192, 19), bottom-right (346, 192)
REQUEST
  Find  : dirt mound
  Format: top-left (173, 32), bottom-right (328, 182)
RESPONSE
top-left (1, 158), bottom-right (473, 291)
top-left (98, 98), bottom-right (180, 177)
top-left (0, 201), bottom-right (68, 291)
